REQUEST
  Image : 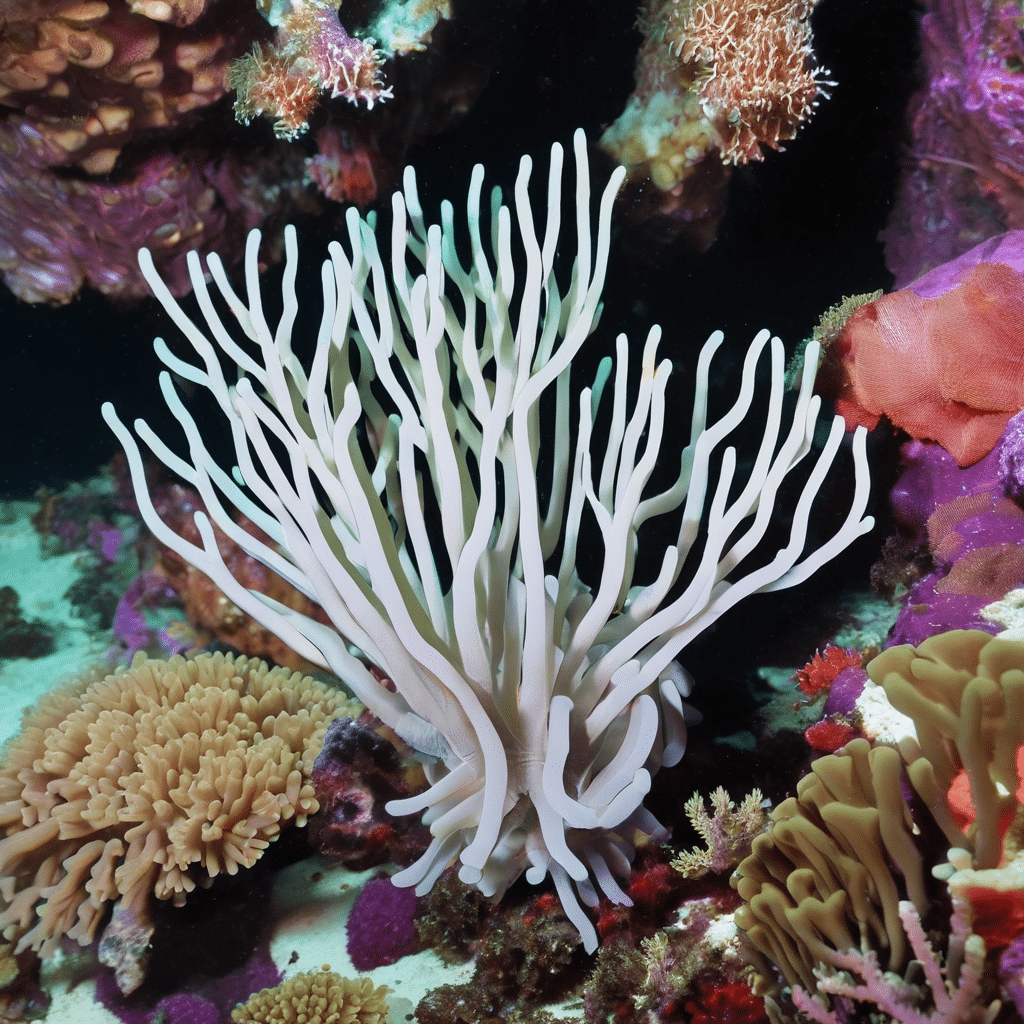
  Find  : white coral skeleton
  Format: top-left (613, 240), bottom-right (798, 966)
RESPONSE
top-left (103, 130), bottom-right (873, 951)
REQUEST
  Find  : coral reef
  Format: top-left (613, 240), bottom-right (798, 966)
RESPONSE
top-left (601, 0), bottom-right (830, 244)
top-left (104, 131), bottom-right (873, 952)
top-left (0, 0), bottom-right (490, 304)
top-left (738, 630), bottom-right (1024, 1020)
top-left (230, 967), bottom-right (390, 1024)
top-left (884, 432), bottom-right (1024, 645)
top-left (345, 876), bottom-right (418, 971)
top-left (0, 652), bottom-right (356, 993)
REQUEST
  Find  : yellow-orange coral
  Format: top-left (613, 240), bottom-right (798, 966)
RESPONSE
top-left (0, 653), bottom-right (356, 963)
top-left (231, 967), bottom-right (390, 1024)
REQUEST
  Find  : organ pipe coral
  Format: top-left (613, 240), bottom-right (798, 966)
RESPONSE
top-left (103, 130), bottom-right (873, 952)
top-left (0, 653), bottom-right (354, 990)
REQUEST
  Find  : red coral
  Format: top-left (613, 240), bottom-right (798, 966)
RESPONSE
top-left (795, 646), bottom-right (862, 696)
top-left (685, 978), bottom-right (767, 1024)
top-left (804, 717), bottom-right (858, 753)
top-left (965, 885), bottom-right (1024, 950)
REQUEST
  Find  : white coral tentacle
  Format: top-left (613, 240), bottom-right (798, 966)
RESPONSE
top-left (103, 129), bottom-right (873, 952)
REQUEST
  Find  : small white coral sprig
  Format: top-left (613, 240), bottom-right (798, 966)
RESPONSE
top-left (790, 898), bottom-right (1000, 1024)
top-left (672, 787), bottom-right (768, 878)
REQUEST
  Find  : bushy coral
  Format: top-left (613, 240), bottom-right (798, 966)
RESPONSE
top-left (600, 0), bottom-right (829, 239)
top-left (672, 788), bottom-right (767, 879)
top-left (0, 652), bottom-right (356, 992)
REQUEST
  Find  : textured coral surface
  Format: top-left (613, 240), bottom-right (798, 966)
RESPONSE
top-left (0, 652), bottom-right (352, 977)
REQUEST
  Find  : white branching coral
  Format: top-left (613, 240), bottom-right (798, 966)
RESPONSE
top-left (102, 131), bottom-right (873, 951)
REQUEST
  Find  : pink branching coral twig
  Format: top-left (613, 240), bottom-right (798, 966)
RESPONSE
top-left (790, 898), bottom-right (1000, 1024)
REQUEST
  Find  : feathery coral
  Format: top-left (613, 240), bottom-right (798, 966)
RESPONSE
top-left (669, 0), bottom-right (830, 165)
top-left (103, 131), bottom-right (873, 952)
top-left (230, 967), bottom-right (390, 1023)
top-left (0, 653), bottom-right (353, 975)
top-left (671, 787), bottom-right (767, 878)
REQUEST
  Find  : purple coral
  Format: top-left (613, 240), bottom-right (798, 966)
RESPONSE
top-left (887, 436), bottom-right (1024, 646)
top-left (883, 1), bottom-right (1024, 284)
top-left (1000, 935), bottom-right (1024, 1017)
top-left (346, 876), bottom-right (418, 971)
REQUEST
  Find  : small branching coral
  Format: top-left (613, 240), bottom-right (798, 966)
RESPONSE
top-left (0, 653), bottom-right (353, 991)
top-left (672, 787), bottom-right (768, 878)
top-left (103, 131), bottom-right (873, 951)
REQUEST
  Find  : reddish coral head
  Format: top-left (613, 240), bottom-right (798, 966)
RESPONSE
top-left (945, 743), bottom-right (1024, 851)
top-left (794, 646), bottom-right (861, 696)
top-left (966, 885), bottom-right (1024, 950)
top-left (822, 261), bottom-right (1024, 466)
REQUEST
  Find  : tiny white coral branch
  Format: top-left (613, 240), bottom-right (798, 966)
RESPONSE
top-left (103, 130), bottom-right (873, 952)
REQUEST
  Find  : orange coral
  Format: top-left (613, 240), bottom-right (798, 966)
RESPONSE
top-left (821, 262), bottom-right (1024, 466)
top-left (0, 653), bottom-right (354, 989)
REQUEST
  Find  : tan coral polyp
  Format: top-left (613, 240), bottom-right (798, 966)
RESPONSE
top-left (0, 652), bottom-right (353, 957)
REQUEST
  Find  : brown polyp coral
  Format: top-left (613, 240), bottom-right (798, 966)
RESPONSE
top-left (230, 967), bottom-right (390, 1024)
top-left (0, 652), bottom-right (357, 992)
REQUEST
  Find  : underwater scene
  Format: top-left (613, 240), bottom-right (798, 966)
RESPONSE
top-left (1, 0), bottom-right (1023, 1022)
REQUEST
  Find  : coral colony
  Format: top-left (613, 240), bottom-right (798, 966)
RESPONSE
top-left (103, 131), bottom-right (873, 952)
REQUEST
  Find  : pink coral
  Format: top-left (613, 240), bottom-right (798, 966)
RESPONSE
top-left (600, 0), bottom-right (829, 244)
top-left (820, 261), bottom-right (1024, 466)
